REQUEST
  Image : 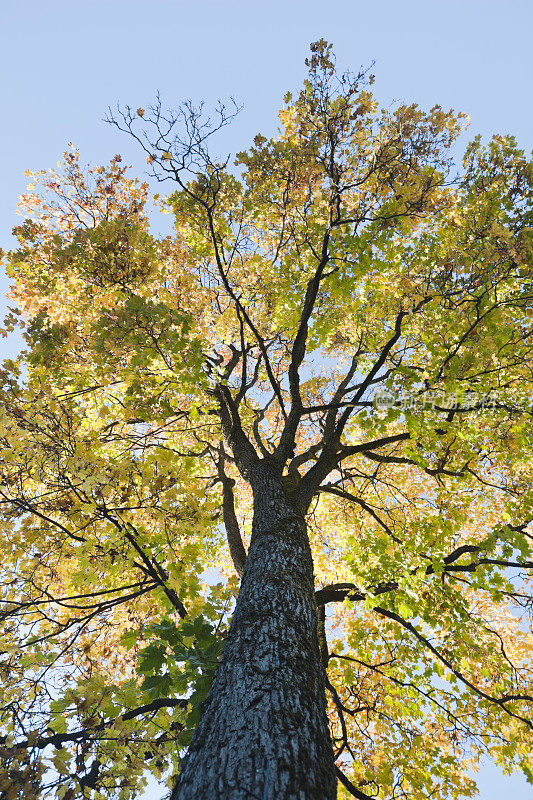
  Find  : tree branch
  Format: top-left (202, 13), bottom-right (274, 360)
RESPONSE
top-left (1, 698), bottom-right (188, 754)
top-left (217, 446), bottom-right (247, 577)
top-left (335, 765), bottom-right (378, 800)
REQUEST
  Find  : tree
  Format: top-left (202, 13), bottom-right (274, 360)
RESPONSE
top-left (1, 39), bottom-right (533, 800)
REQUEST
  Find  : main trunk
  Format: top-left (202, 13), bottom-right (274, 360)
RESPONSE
top-left (171, 467), bottom-right (336, 800)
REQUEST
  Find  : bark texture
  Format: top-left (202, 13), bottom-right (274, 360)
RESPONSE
top-left (171, 466), bottom-right (336, 799)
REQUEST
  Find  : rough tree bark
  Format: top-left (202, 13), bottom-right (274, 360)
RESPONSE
top-left (171, 462), bottom-right (337, 800)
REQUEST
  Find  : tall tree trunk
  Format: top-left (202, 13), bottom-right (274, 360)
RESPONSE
top-left (171, 467), bottom-right (336, 800)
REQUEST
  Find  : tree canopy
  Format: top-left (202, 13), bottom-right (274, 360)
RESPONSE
top-left (1, 40), bottom-right (533, 800)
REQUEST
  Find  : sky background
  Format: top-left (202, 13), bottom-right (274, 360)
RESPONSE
top-left (1, 1), bottom-right (532, 798)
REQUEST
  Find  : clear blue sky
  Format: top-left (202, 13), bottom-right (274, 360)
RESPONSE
top-left (1, 2), bottom-right (532, 798)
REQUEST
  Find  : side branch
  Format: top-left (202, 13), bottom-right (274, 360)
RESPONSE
top-left (317, 583), bottom-right (533, 730)
top-left (214, 384), bottom-right (260, 481)
top-left (275, 231), bottom-right (331, 464)
top-left (294, 432), bottom-right (411, 513)
top-left (217, 448), bottom-right (247, 577)
top-left (0, 698), bottom-right (188, 755)
top-left (335, 766), bottom-right (378, 800)
top-left (205, 210), bottom-right (287, 419)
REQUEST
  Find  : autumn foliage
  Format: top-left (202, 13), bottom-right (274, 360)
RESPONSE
top-left (1, 41), bottom-right (533, 799)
